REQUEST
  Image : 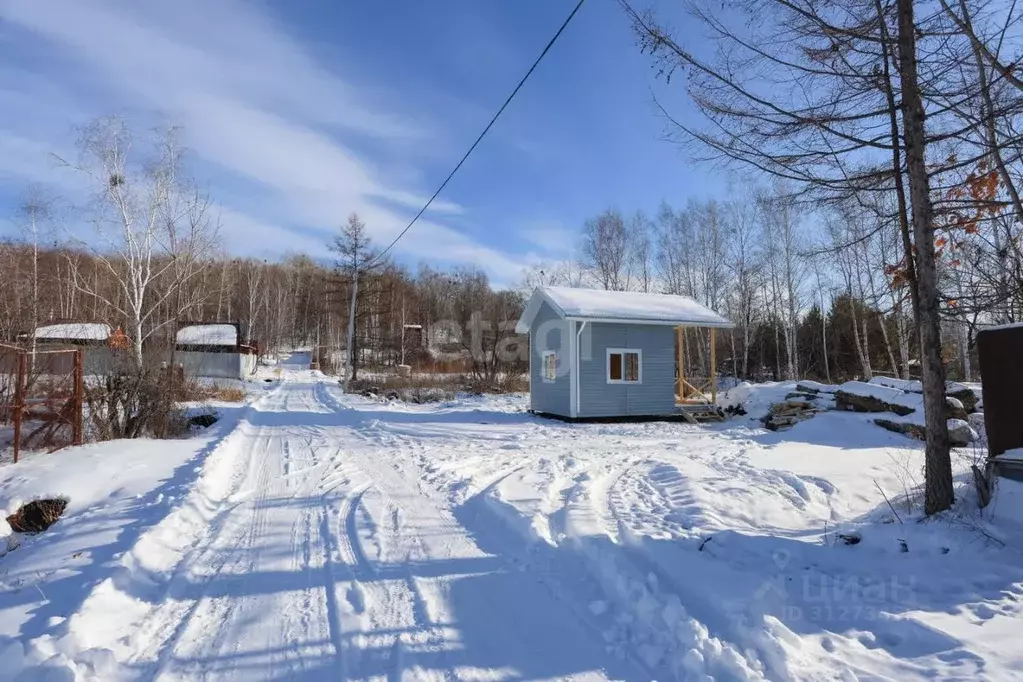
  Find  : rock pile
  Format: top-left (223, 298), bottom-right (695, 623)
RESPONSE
top-left (760, 377), bottom-right (985, 446)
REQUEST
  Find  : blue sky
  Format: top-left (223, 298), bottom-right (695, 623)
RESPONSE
top-left (0, 0), bottom-right (724, 286)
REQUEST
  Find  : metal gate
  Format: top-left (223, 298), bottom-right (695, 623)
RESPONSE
top-left (0, 344), bottom-right (84, 463)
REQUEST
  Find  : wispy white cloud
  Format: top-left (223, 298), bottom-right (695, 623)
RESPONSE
top-left (519, 220), bottom-right (578, 256)
top-left (0, 0), bottom-right (531, 283)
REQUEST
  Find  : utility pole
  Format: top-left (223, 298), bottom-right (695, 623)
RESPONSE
top-left (344, 270), bottom-right (358, 386)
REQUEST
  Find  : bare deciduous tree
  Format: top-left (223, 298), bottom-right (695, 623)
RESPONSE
top-left (581, 208), bottom-right (631, 290)
top-left (57, 116), bottom-right (219, 365)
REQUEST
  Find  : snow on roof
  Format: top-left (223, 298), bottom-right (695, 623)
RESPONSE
top-left (34, 323), bottom-right (111, 341)
top-left (516, 286), bottom-right (732, 333)
top-left (997, 448), bottom-right (1023, 462)
top-left (979, 321), bottom-right (1023, 333)
top-left (176, 323), bottom-right (238, 346)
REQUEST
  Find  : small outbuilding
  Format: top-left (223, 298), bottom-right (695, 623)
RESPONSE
top-left (515, 287), bottom-right (734, 421)
top-left (28, 322), bottom-right (122, 374)
top-left (174, 323), bottom-right (256, 380)
top-left (977, 322), bottom-right (1023, 481)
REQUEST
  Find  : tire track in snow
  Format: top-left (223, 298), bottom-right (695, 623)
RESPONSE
top-left (331, 394), bottom-right (650, 680)
top-left (455, 474), bottom-right (653, 679)
top-left (320, 484), bottom-right (369, 680)
top-left (313, 382), bottom-right (456, 681)
top-left (143, 433), bottom-right (284, 680)
top-left (349, 435), bottom-right (645, 681)
top-left (551, 462), bottom-right (771, 680)
top-left (334, 396), bottom-right (767, 678)
top-left (340, 459), bottom-right (458, 682)
top-left (96, 424), bottom-right (276, 674)
top-left (125, 383), bottom-right (358, 680)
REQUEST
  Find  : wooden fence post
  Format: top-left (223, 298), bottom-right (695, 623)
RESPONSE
top-left (13, 352), bottom-right (26, 464)
top-left (72, 349), bottom-right (84, 446)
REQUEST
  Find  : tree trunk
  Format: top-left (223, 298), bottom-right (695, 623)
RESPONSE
top-left (729, 328), bottom-right (738, 381)
top-left (812, 261), bottom-right (831, 383)
top-left (848, 291), bottom-right (871, 381)
top-left (821, 303), bottom-right (831, 384)
top-left (861, 316), bottom-right (872, 378)
top-left (773, 320), bottom-right (782, 381)
top-left (880, 313), bottom-right (899, 377)
top-left (132, 315), bottom-right (144, 367)
top-left (895, 298), bottom-right (912, 379)
top-left (742, 319), bottom-right (751, 379)
top-left (960, 321), bottom-right (972, 381)
top-left (897, 0), bottom-right (953, 515)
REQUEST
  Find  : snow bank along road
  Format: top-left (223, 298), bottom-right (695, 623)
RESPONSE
top-left (7, 357), bottom-right (1023, 680)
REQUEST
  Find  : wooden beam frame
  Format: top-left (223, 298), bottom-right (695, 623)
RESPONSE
top-left (674, 324), bottom-right (718, 406)
top-left (710, 327), bottom-right (717, 405)
top-left (675, 325), bottom-right (683, 400)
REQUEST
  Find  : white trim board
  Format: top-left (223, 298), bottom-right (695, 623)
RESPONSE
top-left (569, 320), bottom-right (579, 418)
top-left (566, 316), bottom-right (733, 329)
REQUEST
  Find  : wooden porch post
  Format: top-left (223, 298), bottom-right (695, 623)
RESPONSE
top-left (72, 349), bottom-right (84, 446)
top-left (676, 325), bottom-right (684, 402)
top-left (710, 327), bottom-right (717, 404)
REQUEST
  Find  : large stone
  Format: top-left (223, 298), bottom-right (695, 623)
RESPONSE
top-left (873, 418), bottom-right (977, 447)
top-left (946, 396), bottom-right (968, 421)
top-left (948, 419), bottom-right (978, 447)
top-left (874, 418), bottom-right (926, 440)
top-left (968, 412), bottom-right (986, 442)
top-left (796, 381), bottom-right (839, 394)
top-left (947, 386), bottom-right (979, 413)
top-left (871, 377), bottom-right (980, 413)
top-left (836, 390), bottom-right (916, 416)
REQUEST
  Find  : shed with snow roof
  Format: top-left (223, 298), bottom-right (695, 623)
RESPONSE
top-left (515, 287), bottom-right (734, 421)
top-left (174, 322), bottom-right (256, 380)
top-left (175, 323), bottom-right (244, 351)
top-left (24, 322), bottom-right (122, 374)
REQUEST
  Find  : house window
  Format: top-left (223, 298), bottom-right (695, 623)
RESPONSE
top-left (607, 348), bottom-right (641, 384)
top-left (542, 350), bottom-right (558, 382)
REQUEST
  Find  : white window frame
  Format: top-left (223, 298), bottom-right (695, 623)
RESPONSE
top-left (541, 350), bottom-right (558, 383)
top-left (606, 348), bottom-right (642, 384)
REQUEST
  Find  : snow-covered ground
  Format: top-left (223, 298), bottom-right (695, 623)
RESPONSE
top-left (0, 358), bottom-right (1021, 681)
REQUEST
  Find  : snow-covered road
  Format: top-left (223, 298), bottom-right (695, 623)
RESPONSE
top-left (4, 356), bottom-right (1023, 681)
top-left (66, 361), bottom-right (649, 681)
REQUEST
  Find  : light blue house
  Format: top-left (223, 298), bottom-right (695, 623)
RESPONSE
top-left (515, 287), bottom-right (733, 420)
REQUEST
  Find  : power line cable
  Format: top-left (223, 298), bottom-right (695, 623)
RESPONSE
top-left (369, 0), bottom-right (587, 265)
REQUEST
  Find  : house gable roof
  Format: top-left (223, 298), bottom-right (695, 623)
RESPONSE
top-left (515, 286), bottom-right (733, 334)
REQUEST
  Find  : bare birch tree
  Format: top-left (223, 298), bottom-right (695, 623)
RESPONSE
top-left (581, 208), bottom-right (632, 291)
top-left (58, 116), bottom-right (219, 365)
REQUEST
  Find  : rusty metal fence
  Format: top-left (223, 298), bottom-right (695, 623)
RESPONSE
top-left (0, 344), bottom-right (84, 463)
